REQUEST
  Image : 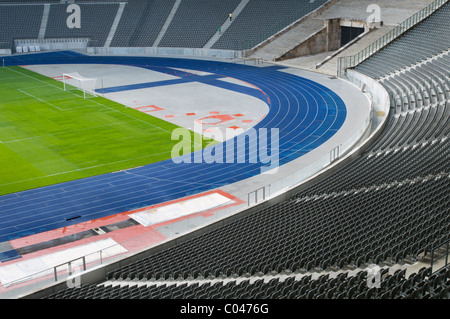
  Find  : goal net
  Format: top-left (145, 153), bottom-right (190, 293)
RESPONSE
top-left (62, 72), bottom-right (101, 99)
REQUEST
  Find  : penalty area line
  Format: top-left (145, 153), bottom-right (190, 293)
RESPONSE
top-left (7, 66), bottom-right (203, 146)
top-left (0, 150), bottom-right (174, 188)
top-left (1, 120), bottom-right (141, 144)
top-left (17, 88), bottom-right (63, 110)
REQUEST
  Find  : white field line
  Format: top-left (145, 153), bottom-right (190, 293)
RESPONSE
top-left (6, 66), bottom-right (202, 146)
top-left (2, 120), bottom-right (138, 144)
top-left (17, 88), bottom-right (63, 110)
top-left (0, 75), bottom-right (27, 81)
top-left (0, 149), bottom-right (173, 188)
top-left (0, 66), bottom-right (204, 185)
top-left (17, 87), bottom-right (95, 111)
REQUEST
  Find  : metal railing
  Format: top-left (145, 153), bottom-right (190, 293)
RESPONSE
top-left (0, 50), bottom-right (373, 299)
top-left (430, 239), bottom-right (450, 274)
top-left (337, 0), bottom-right (448, 77)
top-left (0, 101), bottom-right (372, 298)
top-left (247, 93), bottom-right (373, 207)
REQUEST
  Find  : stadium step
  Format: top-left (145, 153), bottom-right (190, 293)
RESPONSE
top-left (153, 0), bottom-right (182, 47)
top-left (203, 0), bottom-right (250, 49)
top-left (38, 3), bottom-right (51, 40)
top-left (103, 2), bottom-right (126, 48)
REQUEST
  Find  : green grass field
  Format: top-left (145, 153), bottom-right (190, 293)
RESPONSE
top-left (0, 66), bottom-right (209, 196)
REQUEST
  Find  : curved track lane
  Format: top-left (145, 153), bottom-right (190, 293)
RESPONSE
top-left (0, 52), bottom-right (346, 242)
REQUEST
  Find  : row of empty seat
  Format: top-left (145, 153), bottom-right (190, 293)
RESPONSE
top-left (45, 3), bottom-right (120, 47)
top-left (159, 0), bottom-right (241, 48)
top-left (0, 0), bottom-right (330, 50)
top-left (355, 2), bottom-right (450, 79)
top-left (0, 2), bottom-right (119, 47)
top-left (44, 266), bottom-right (449, 299)
top-left (39, 1), bottom-right (450, 299)
top-left (111, 0), bottom-right (175, 48)
top-left (212, 0), bottom-right (328, 50)
top-left (0, 4), bottom-right (43, 45)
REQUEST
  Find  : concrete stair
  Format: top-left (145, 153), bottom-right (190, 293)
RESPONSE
top-left (103, 2), bottom-right (126, 48)
top-left (248, 18), bottom-right (325, 61)
top-left (316, 25), bottom-right (395, 75)
top-left (152, 0), bottom-right (182, 47)
top-left (38, 4), bottom-right (51, 39)
top-left (203, 0), bottom-right (250, 50)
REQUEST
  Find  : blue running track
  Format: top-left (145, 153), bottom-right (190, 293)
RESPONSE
top-left (0, 51), bottom-right (346, 245)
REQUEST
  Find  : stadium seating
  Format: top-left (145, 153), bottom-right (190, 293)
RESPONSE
top-left (45, 3), bottom-right (120, 47)
top-left (355, 3), bottom-right (450, 79)
top-left (38, 1), bottom-right (450, 299)
top-left (0, 2), bottom-right (121, 48)
top-left (0, 4), bottom-right (43, 45)
top-left (212, 0), bottom-right (329, 50)
top-left (0, 0), bottom-right (330, 50)
top-left (0, 0), bottom-right (447, 300)
top-left (111, 0), bottom-right (176, 47)
top-left (157, 0), bottom-right (241, 48)
top-left (43, 266), bottom-right (450, 299)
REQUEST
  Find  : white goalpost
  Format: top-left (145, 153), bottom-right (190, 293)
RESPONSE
top-left (62, 72), bottom-right (103, 99)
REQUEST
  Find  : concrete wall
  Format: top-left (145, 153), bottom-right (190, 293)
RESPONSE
top-left (14, 38), bottom-right (90, 53)
top-left (347, 69), bottom-right (390, 115)
top-left (87, 46), bottom-right (244, 59)
top-left (0, 49), bottom-right (12, 56)
top-left (245, 0), bottom-right (341, 57)
top-left (276, 18), bottom-right (341, 61)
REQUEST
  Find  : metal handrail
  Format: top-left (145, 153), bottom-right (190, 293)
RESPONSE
top-left (430, 238), bottom-right (450, 273)
top-left (337, 0), bottom-right (448, 77)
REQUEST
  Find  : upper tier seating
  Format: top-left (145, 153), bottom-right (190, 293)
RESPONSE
top-left (45, 3), bottom-right (120, 47)
top-left (158, 0), bottom-right (241, 48)
top-left (355, 3), bottom-right (450, 79)
top-left (44, 266), bottom-right (450, 299)
top-left (0, 0), bottom-right (330, 50)
top-left (53, 2), bottom-right (448, 299)
top-left (111, 0), bottom-right (175, 47)
top-left (212, 0), bottom-right (329, 50)
top-left (0, 4), bottom-right (43, 45)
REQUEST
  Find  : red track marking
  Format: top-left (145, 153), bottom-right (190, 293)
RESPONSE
top-left (216, 73), bottom-right (271, 106)
top-left (196, 114), bottom-right (234, 125)
top-left (199, 211), bottom-right (215, 218)
top-left (6, 190), bottom-right (245, 266)
top-left (10, 212), bottom-right (132, 249)
top-left (135, 105), bottom-right (164, 112)
top-left (233, 114), bottom-right (244, 117)
top-left (242, 120), bottom-right (253, 123)
top-left (119, 228), bottom-right (167, 252)
top-left (228, 126), bottom-right (241, 130)
top-left (52, 75), bottom-right (67, 81)
top-left (164, 115), bottom-right (175, 118)
top-left (186, 112), bottom-right (196, 116)
top-left (209, 111), bottom-right (220, 114)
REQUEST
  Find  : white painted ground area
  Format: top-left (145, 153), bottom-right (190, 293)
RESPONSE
top-left (21, 64), bottom-right (269, 142)
top-left (129, 192), bottom-right (233, 227)
top-left (0, 238), bottom-right (126, 286)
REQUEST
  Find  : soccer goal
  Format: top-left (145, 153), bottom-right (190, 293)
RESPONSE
top-left (62, 72), bottom-right (103, 99)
